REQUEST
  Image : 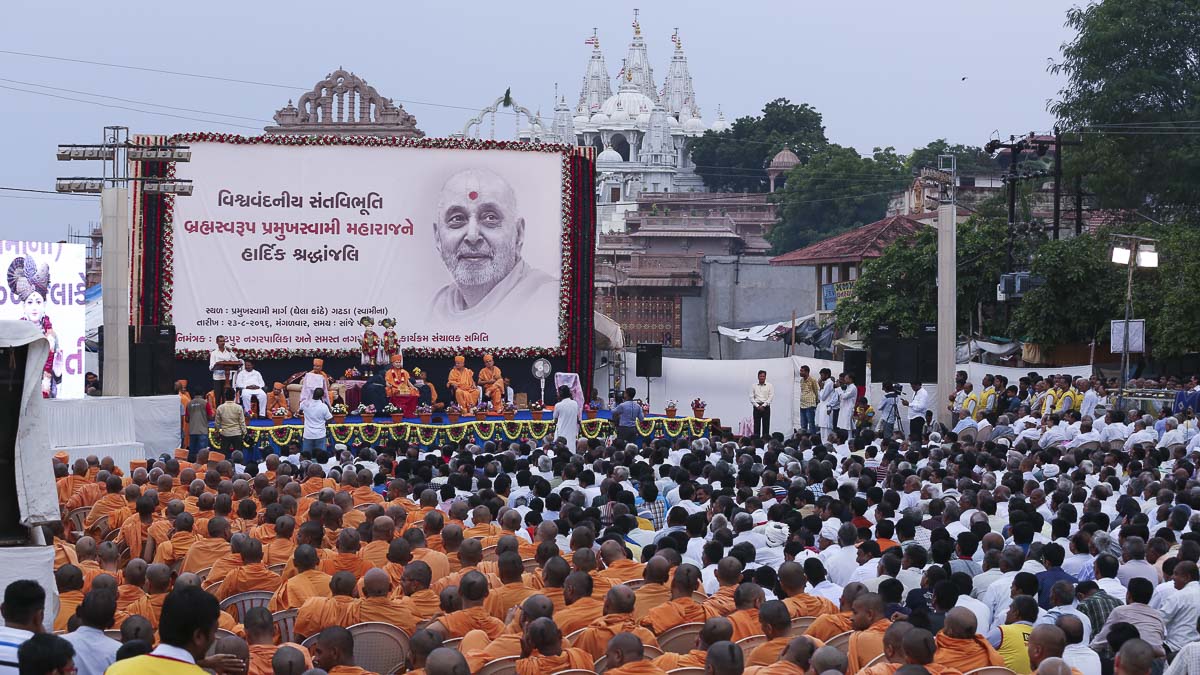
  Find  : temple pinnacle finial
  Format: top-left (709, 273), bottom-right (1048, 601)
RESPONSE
top-left (632, 8), bottom-right (641, 36)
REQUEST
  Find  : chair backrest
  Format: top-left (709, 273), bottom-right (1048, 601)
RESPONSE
top-left (564, 627), bottom-right (587, 645)
top-left (959, 429), bottom-right (977, 443)
top-left (267, 563), bottom-right (286, 575)
top-left (622, 578), bottom-right (647, 591)
top-left (442, 636), bottom-right (463, 651)
top-left (521, 558), bottom-right (539, 574)
top-left (103, 629), bottom-right (122, 640)
top-left (204, 579), bottom-right (224, 597)
top-left (67, 508), bottom-right (91, 535)
top-left (826, 630), bottom-right (853, 654)
top-left (218, 590), bottom-right (274, 622)
top-left (481, 545), bottom-right (499, 563)
top-left (205, 629), bottom-right (237, 656)
top-left (195, 567), bottom-right (212, 583)
top-left (736, 634), bottom-right (769, 660)
top-left (789, 616), bottom-right (816, 636)
top-left (666, 669), bottom-right (707, 675)
top-left (477, 655), bottom-right (519, 675)
top-left (272, 608), bottom-right (298, 644)
top-left (301, 633), bottom-right (319, 650)
top-left (864, 652), bottom-right (888, 668)
top-left (1076, 440), bottom-right (1101, 451)
top-left (1107, 439), bottom-right (1125, 451)
top-left (548, 671), bottom-right (596, 675)
top-left (658, 622), bottom-right (705, 654)
top-left (347, 622), bottom-right (412, 675)
top-left (1168, 442), bottom-right (1187, 453)
top-left (963, 668), bottom-right (1018, 675)
top-left (354, 504), bottom-right (372, 512)
top-left (976, 427), bottom-right (993, 443)
top-left (644, 645), bottom-right (664, 659)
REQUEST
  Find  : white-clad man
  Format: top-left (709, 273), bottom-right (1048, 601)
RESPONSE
top-left (1124, 418), bottom-right (1159, 451)
top-left (1157, 417), bottom-right (1186, 449)
top-left (234, 359), bottom-right (267, 419)
top-left (751, 369), bottom-right (774, 439)
top-left (1078, 379), bottom-right (1099, 419)
top-left (903, 381), bottom-right (930, 442)
top-left (207, 335), bottom-right (238, 401)
top-left (1067, 420), bottom-right (1102, 449)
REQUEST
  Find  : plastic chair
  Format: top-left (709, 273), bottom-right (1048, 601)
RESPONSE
top-left (522, 559), bottom-right (539, 574)
top-left (657, 622), bottom-right (704, 654)
top-left (301, 634), bottom-right (319, 650)
top-left (67, 508), bottom-right (91, 538)
top-left (666, 669), bottom-right (707, 675)
top-left (204, 580), bottom-right (223, 596)
top-left (864, 653), bottom-right (888, 668)
top-left (272, 608), bottom-right (297, 644)
top-left (1075, 440), bottom-right (1101, 451)
top-left (477, 655), bottom-right (519, 675)
top-left (219, 590), bottom-right (274, 621)
top-left (644, 645), bottom-right (663, 658)
top-left (963, 668), bottom-right (1018, 675)
top-left (205, 629), bottom-right (237, 656)
top-left (196, 567), bottom-right (212, 584)
top-left (550, 671), bottom-right (596, 675)
top-left (481, 545), bottom-right (499, 563)
top-left (267, 563), bottom-right (286, 575)
top-left (442, 637), bottom-right (463, 651)
top-left (564, 627), bottom-right (587, 645)
top-left (103, 629), bottom-right (122, 640)
top-left (826, 630), bottom-right (852, 654)
top-left (789, 616), bottom-right (817, 636)
top-left (622, 578), bottom-right (647, 590)
top-left (736, 634), bottom-right (768, 660)
top-left (347, 622), bottom-right (412, 675)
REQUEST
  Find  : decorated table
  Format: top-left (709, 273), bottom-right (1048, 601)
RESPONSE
top-left (208, 409), bottom-right (714, 452)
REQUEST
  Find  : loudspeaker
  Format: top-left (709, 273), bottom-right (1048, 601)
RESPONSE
top-left (871, 324), bottom-right (899, 383)
top-left (130, 325), bottom-right (176, 396)
top-left (843, 349), bottom-right (867, 387)
top-left (918, 324), bottom-right (938, 383)
top-left (635, 343), bottom-right (663, 379)
top-left (0, 344), bottom-right (30, 544)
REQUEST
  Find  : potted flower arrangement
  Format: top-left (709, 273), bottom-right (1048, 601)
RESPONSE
top-left (416, 403), bottom-right (433, 425)
top-left (355, 403), bottom-right (376, 424)
top-left (447, 403), bottom-right (462, 424)
top-left (529, 400), bottom-right (545, 421)
top-left (330, 402), bottom-right (349, 425)
top-left (380, 402), bottom-right (398, 423)
top-left (502, 402), bottom-right (517, 421)
top-left (473, 403), bottom-right (489, 422)
top-left (584, 403), bottom-right (597, 420)
top-left (343, 367), bottom-right (360, 379)
top-left (269, 406), bottom-right (291, 426)
top-left (664, 400), bottom-right (679, 418)
top-left (691, 398), bottom-right (707, 418)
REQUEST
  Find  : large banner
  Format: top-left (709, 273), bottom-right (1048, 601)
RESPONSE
top-left (0, 241), bottom-right (86, 398)
top-left (170, 137), bottom-right (568, 359)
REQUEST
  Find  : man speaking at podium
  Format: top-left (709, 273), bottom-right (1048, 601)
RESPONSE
top-left (427, 168), bottom-right (557, 324)
top-left (208, 335), bottom-right (238, 401)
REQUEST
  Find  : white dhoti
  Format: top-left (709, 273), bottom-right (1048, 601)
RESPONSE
top-left (241, 388), bottom-right (268, 416)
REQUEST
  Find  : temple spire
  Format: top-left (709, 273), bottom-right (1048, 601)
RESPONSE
top-left (576, 28), bottom-right (612, 115)
top-left (621, 9), bottom-right (658, 103)
top-left (661, 28), bottom-right (698, 120)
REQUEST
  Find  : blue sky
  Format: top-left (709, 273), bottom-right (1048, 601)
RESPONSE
top-left (0, 0), bottom-right (1079, 243)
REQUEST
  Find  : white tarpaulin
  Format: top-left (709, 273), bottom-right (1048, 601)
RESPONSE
top-left (625, 353), bottom-right (797, 435)
top-left (0, 321), bottom-right (60, 526)
top-left (717, 314), bottom-right (817, 343)
top-left (172, 140), bottom-right (567, 354)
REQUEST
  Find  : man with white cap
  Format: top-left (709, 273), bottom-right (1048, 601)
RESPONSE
top-left (428, 168), bottom-right (557, 323)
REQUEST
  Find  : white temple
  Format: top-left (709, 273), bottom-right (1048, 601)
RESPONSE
top-left (511, 14), bottom-right (729, 231)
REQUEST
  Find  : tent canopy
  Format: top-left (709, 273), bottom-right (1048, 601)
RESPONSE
top-left (594, 311), bottom-right (624, 350)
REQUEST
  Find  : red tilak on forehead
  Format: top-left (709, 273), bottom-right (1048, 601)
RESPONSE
top-left (468, 191), bottom-right (478, 200)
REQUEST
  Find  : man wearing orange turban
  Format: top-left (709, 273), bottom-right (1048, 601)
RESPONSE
top-left (267, 382), bottom-right (290, 416)
top-left (299, 358), bottom-right (331, 405)
top-left (447, 356), bottom-right (480, 410)
top-left (478, 354), bottom-right (504, 410)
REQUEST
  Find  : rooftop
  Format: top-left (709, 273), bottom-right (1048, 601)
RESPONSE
top-left (770, 215), bottom-right (927, 266)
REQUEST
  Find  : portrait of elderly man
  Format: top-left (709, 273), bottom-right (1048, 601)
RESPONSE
top-left (428, 167), bottom-right (557, 322)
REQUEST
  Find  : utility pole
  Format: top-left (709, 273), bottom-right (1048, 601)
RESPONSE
top-left (1053, 127), bottom-right (1062, 239)
top-left (935, 155), bottom-right (957, 431)
top-left (985, 136), bottom-right (1028, 271)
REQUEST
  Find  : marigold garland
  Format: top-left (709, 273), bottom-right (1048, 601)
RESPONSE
top-left (161, 133), bottom-right (580, 360)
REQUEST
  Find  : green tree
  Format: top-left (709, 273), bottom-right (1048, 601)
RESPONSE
top-left (688, 98), bottom-right (827, 193)
top-left (1052, 0), bottom-right (1200, 216)
top-left (1009, 234), bottom-right (1125, 347)
top-left (768, 145), bottom-right (906, 253)
top-left (904, 139), bottom-right (1000, 177)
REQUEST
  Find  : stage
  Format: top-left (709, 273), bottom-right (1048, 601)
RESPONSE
top-left (207, 410), bottom-right (715, 452)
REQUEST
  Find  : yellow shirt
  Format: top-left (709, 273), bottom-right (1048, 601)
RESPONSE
top-left (997, 623), bottom-right (1034, 675)
top-left (105, 651), bottom-right (207, 675)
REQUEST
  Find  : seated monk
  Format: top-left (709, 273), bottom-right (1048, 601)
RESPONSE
top-left (462, 506), bottom-right (501, 539)
top-left (634, 556), bottom-right (672, 621)
top-left (405, 528), bottom-right (451, 581)
top-left (311, 626), bottom-right (372, 675)
top-left (575, 585), bottom-right (660, 660)
top-left (294, 571), bottom-right (358, 641)
top-left (483, 552), bottom-right (537, 620)
top-left (934, 607), bottom-right (1006, 672)
top-left (478, 354), bottom-right (504, 411)
top-left (244, 607), bottom-right (311, 675)
top-left (83, 475), bottom-right (129, 532)
top-left (408, 629), bottom-right (444, 675)
top-left (778, 561), bottom-right (838, 618)
top-left (269, 545), bottom-right (333, 612)
top-left (320, 529), bottom-right (373, 580)
top-left (727, 583), bottom-right (766, 642)
top-left (181, 517), bottom-right (233, 574)
top-left (571, 547), bottom-right (615, 598)
top-left (447, 356), bottom-right (479, 410)
top-left (856, 622), bottom-right (914, 675)
top-left (556, 571), bottom-right (605, 635)
top-left (1035, 657), bottom-right (1085, 675)
top-left (597, 540), bottom-right (645, 584)
top-left (57, 459), bottom-right (90, 504)
top-left (152, 512), bottom-right (199, 566)
top-left (215, 539), bottom-right (281, 602)
top-left (703, 557), bottom-right (744, 618)
top-left (123, 563), bottom-right (173, 630)
top-left (513, 617), bottom-right (593, 675)
top-left (117, 495), bottom-right (159, 563)
top-left (432, 539), bottom-right (500, 594)
top-left (395, 561), bottom-right (441, 621)
top-left (532, 556), bottom-right (570, 615)
top-left (480, 512), bottom-right (533, 553)
top-left (43, 524), bottom-right (77, 571)
top-left (748, 600), bottom-right (802, 667)
top-left (281, 521), bottom-right (334, 579)
top-left (847, 592), bottom-right (893, 673)
top-left (266, 382), bottom-right (290, 417)
top-left (427, 571), bottom-right (506, 640)
top-left (348, 470), bottom-right (383, 507)
top-left (653, 616), bottom-right (731, 671)
top-left (463, 595), bottom-right (552, 672)
top-left (605, 632), bottom-right (671, 675)
top-left (899, 627), bottom-right (965, 675)
top-left (174, 572), bottom-right (243, 636)
top-left (346, 568), bottom-right (418, 634)
top-left (207, 532), bottom-right (248, 586)
top-left (747, 636), bottom-right (822, 675)
top-left (53, 564), bottom-right (85, 632)
top-left (807, 582), bottom-right (867, 641)
top-left (359, 516), bottom-right (394, 568)
top-left (476, 535), bottom-right (520, 578)
top-left (116, 559), bottom-right (148, 612)
top-left (263, 515), bottom-right (297, 566)
top-left (641, 563), bottom-right (707, 635)
top-left (65, 469), bottom-right (108, 512)
top-left (73, 538), bottom-right (106, 593)
top-left (363, 538), bottom-right (410, 595)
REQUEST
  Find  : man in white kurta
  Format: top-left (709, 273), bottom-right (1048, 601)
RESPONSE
top-left (208, 336), bottom-right (238, 398)
top-left (298, 358), bottom-right (331, 406)
top-left (234, 360), bottom-right (267, 418)
top-left (836, 373), bottom-right (857, 433)
top-left (817, 370), bottom-right (836, 439)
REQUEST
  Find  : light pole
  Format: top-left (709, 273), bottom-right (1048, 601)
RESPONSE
top-left (1110, 234), bottom-right (1157, 410)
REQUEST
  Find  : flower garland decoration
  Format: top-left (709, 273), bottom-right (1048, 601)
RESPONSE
top-left (161, 132), bottom-right (582, 360)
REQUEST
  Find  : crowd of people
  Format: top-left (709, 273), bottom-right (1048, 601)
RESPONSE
top-left (19, 368), bottom-right (1200, 675)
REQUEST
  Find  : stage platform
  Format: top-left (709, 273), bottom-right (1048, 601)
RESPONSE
top-left (207, 410), bottom-right (714, 452)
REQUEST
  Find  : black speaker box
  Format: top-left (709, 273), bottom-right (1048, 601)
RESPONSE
top-left (635, 343), bottom-right (663, 378)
